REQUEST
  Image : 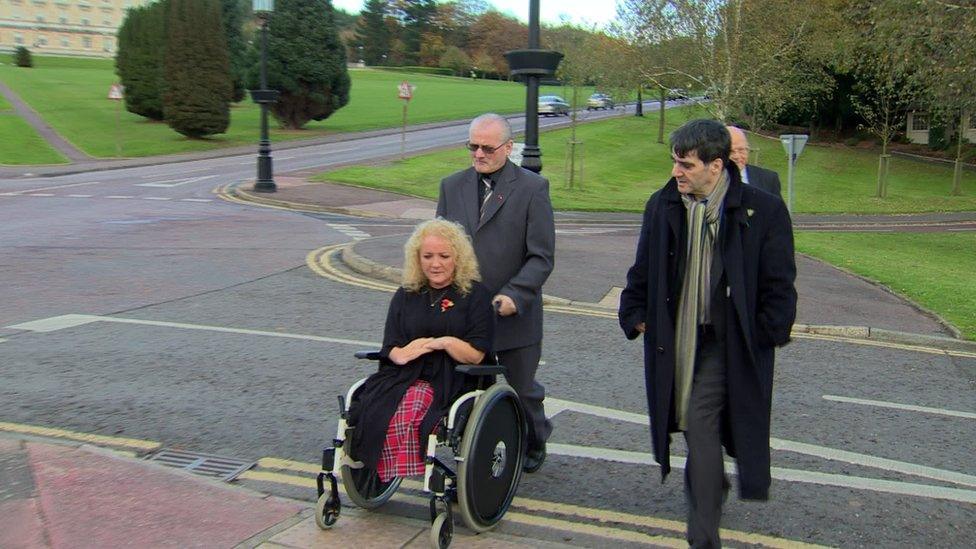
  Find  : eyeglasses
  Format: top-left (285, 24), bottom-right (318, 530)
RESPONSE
top-left (731, 147), bottom-right (751, 154)
top-left (466, 140), bottom-right (509, 154)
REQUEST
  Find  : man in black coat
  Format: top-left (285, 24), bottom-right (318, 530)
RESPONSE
top-left (437, 113), bottom-right (556, 473)
top-left (728, 125), bottom-right (782, 198)
top-left (619, 119), bottom-right (797, 548)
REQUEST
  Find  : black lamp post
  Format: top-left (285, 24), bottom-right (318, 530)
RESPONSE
top-left (251, 0), bottom-right (278, 193)
top-left (504, 0), bottom-right (562, 174)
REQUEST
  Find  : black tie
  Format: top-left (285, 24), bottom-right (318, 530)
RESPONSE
top-left (479, 177), bottom-right (493, 220)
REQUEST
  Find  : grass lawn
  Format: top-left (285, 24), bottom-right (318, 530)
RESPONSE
top-left (0, 115), bottom-right (68, 165)
top-left (795, 232), bottom-right (976, 341)
top-left (0, 93), bottom-right (10, 111)
top-left (319, 110), bottom-right (976, 213)
top-left (746, 133), bottom-right (976, 214)
top-left (0, 54), bottom-right (589, 160)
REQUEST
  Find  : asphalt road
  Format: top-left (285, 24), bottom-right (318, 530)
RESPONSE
top-left (1, 105), bottom-right (974, 547)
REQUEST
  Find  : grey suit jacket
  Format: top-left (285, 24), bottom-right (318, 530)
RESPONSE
top-left (745, 164), bottom-right (782, 198)
top-left (436, 160), bottom-right (555, 351)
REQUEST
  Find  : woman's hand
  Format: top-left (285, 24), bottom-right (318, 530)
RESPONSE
top-left (388, 337), bottom-right (435, 365)
top-left (424, 336), bottom-right (484, 365)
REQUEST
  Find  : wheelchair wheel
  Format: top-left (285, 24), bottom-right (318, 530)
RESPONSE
top-left (314, 492), bottom-right (339, 529)
top-left (457, 383), bottom-right (526, 532)
top-left (429, 512), bottom-right (453, 549)
top-left (340, 464), bottom-right (402, 509)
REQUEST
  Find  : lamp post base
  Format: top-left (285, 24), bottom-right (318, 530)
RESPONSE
top-left (254, 153), bottom-right (276, 192)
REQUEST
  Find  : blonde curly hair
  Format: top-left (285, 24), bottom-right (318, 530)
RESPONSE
top-left (402, 218), bottom-right (480, 295)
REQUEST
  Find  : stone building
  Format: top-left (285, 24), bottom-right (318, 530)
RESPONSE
top-left (0, 0), bottom-right (151, 58)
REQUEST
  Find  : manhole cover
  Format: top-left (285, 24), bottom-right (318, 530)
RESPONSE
top-left (145, 448), bottom-right (254, 482)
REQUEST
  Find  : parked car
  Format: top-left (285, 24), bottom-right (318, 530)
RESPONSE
top-left (538, 95), bottom-right (570, 116)
top-left (586, 93), bottom-right (615, 110)
top-left (667, 88), bottom-right (689, 101)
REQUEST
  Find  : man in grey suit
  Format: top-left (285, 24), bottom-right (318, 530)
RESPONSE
top-left (436, 113), bottom-right (555, 473)
top-left (727, 126), bottom-right (781, 197)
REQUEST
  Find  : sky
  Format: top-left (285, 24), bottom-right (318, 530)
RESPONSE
top-left (331, 1), bottom-right (618, 28)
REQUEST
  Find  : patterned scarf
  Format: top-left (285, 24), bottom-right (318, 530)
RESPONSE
top-left (674, 170), bottom-right (729, 431)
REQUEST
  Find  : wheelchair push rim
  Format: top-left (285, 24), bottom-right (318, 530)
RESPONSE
top-left (340, 464), bottom-right (402, 509)
top-left (457, 383), bottom-right (526, 532)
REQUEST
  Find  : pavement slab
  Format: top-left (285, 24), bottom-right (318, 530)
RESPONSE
top-left (26, 442), bottom-right (303, 548)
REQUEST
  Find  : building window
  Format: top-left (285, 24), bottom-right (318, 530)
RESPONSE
top-left (61, 36), bottom-right (70, 47)
top-left (912, 114), bottom-right (929, 132)
top-left (83, 36), bottom-right (92, 48)
top-left (14, 34), bottom-right (24, 45)
top-left (60, 16), bottom-right (68, 24)
top-left (82, 18), bottom-right (90, 26)
top-left (37, 35), bottom-right (47, 46)
top-left (36, 15), bottom-right (45, 23)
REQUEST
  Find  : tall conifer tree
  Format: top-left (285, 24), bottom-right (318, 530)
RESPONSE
top-left (255, 0), bottom-right (350, 129)
top-left (163, 0), bottom-right (232, 137)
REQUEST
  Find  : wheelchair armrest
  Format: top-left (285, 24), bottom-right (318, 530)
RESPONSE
top-left (354, 350), bottom-right (381, 361)
top-left (456, 364), bottom-right (507, 376)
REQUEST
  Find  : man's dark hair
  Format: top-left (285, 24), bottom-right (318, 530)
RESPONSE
top-left (669, 119), bottom-right (731, 165)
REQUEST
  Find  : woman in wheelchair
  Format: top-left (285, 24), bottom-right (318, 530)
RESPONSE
top-left (345, 218), bottom-right (494, 483)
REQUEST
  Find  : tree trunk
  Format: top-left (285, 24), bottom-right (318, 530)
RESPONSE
top-left (951, 111), bottom-right (964, 196)
top-left (657, 86), bottom-right (666, 144)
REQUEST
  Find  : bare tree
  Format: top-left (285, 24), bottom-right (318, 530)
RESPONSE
top-left (616, 0), bottom-right (830, 128)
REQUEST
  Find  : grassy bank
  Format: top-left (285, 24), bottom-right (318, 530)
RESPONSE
top-left (0, 116), bottom-right (68, 165)
top-left (319, 113), bottom-right (976, 213)
top-left (0, 54), bottom-right (588, 160)
top-left (795, 232), bottom-right (976, 340)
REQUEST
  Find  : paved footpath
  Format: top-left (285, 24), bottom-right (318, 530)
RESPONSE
top-left (0, 433), bottom-right (577, 549)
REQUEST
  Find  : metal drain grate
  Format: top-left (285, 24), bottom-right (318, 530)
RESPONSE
top-left (145, 448), bottom-right (254, 482)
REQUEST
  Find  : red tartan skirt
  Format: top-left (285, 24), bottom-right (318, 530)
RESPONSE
top-left (376, 380), bottom-right (434, 482)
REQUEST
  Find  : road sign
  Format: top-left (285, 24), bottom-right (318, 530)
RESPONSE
top-left (780, 134), bottom-right (808, 161)
top-left (779, 134), bottom-right (809, 215)
top-left (397, 81), bottom-right (413, 100)
top-left (107, 84), bottom-right (124, 100)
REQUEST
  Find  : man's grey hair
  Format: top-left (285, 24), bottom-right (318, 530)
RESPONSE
top-left (470, 113), bottom-right (513, 142)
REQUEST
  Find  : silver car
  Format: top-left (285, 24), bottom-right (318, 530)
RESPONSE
top-left (538, 95), bottom-right (570, 116)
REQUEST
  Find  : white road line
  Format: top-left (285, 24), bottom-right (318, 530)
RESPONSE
top-left (7, 314), bottom-right (379, 347)
top-left (179, 198), bottom-right (213, 202)
top-left (823, 394), bottom-right (976, 420)
top-left (547, 443), bottom-right (976, 504)
top-left (546, 396), bottom-right (976, 488)
top-left (140, 167), bottom-right (212, 178)
top-left (66, 194), bottom-right (93, 198)
top-left (27, 193), bottom-right (55, 197)
top-left (142, 197), bottom-right (172, 201)
top-left (13, 181), bottom-right (102, 193)
top-left (137, 175), bottom-right (218, 188)
top-left (105, 195), bottom-right (134, 199)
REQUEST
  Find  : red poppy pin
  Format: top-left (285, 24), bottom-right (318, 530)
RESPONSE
top-left (440, 298), bottom-right (454, 312)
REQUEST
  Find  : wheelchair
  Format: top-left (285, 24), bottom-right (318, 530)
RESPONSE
top-left (315, 350), bottom-right (527, 548)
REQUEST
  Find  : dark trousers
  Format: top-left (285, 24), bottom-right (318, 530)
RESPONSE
top-left (497, 343), bottom-right (551, 448)
top-left (683, 328), bottom-right (728, 548)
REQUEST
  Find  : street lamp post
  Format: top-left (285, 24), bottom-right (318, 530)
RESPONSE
top-left (504, 0), bottom-right (562, 174)
top-left (251, 0), bottom-right (278, 193)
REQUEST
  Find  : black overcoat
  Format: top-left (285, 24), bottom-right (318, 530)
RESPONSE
top-left (618, 166), bottom-right (797, 500)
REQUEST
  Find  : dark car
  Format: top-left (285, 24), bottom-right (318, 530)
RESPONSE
top-left (538, 95), bottom-right (570, 116)
top-left (586, 93), bottom-right (614, 110)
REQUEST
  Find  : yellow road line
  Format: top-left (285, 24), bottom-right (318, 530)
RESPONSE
top-left (306, 245), bottom-right (399, 292)
top-left (0, 421), bottom-right (160, 451)
top-left (246, 460), bottom-right (830, 548)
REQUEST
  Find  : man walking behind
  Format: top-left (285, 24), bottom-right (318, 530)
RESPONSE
top-left (727, 125), bottom-right (782, 197)
top-left (619, 119), bottom-right (797, 547)
top-left (436, 113), bottom-right (555, 473)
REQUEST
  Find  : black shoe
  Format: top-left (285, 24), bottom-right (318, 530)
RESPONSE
top-left (522, 443), bottom-right (546, 473)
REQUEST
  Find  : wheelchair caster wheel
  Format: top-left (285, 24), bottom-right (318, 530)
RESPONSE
top-left (315, 493), bottom-right (340, 530)
top-left (429, 512), bottom-right (453, 548)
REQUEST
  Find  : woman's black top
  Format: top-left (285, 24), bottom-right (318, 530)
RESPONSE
top-left (346, 281), bottom-right (494, 470)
